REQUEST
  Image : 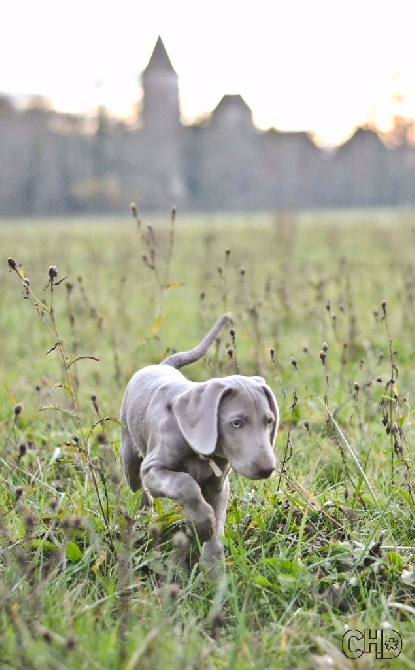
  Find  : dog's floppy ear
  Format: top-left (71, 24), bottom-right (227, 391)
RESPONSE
top-left (252, 376), bottom-right (279, 445)
top-left (172, 380), bottom-right (230, 455)
top-left (262, 383), bottom-right (279, 445)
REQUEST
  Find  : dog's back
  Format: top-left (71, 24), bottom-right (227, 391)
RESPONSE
top-left (121, 365), bottom-right (188, 438)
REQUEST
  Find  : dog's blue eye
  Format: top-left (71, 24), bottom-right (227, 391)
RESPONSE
top-left (231, 419), bottom-right (243, 428)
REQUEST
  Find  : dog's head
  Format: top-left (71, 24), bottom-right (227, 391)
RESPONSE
top-left (172, 375), bottom-right (278, 480)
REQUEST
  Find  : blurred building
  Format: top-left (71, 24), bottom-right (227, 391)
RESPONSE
top-left (1, 36), bottom-right (415, 215)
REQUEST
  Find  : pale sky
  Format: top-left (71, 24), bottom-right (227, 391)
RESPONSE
top-left (1, 0), bottom-right (415, 145)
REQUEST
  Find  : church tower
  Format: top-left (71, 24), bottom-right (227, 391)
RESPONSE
top-left (138, 37), bottom-right (186, 209)
top-left (141, 36), bottom-right (180, 132)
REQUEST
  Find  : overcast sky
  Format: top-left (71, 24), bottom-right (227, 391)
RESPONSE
top-left (2, 0), bottom-right (414, 145)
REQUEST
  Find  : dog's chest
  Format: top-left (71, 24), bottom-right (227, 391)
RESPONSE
top-left (181, 454), bottom-right (222, 483)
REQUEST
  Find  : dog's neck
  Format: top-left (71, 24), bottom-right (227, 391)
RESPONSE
top-left (198, 453), bottom-right (229, 478)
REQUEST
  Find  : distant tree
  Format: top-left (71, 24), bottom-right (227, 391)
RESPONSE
top-left (376, 73), bottom-right (415, 147)
top-left (0, 94), bottom-right (15, 116)
top-left (24, 95), bottom-right (52, 112)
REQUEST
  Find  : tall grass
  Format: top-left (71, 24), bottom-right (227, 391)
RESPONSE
top-left (1, 209), bottom-right (415, 669)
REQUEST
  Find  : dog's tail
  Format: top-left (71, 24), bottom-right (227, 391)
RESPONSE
top-left (160, 313), bottom-right (233, 369)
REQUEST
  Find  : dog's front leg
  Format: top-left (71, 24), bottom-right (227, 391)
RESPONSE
top-left (141, 457), bottom-right (216, 541)
top-left (200, 475), bottom-right (230, 575)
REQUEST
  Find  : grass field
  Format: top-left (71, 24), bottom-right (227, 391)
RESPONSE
top-left (1, 208), bottom-right (415, 669)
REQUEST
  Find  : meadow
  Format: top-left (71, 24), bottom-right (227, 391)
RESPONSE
top-left (1, 208), bottom-right (415, 669)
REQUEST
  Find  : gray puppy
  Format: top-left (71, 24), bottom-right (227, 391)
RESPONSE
top-left (120, 314), bottom-right (279, 573)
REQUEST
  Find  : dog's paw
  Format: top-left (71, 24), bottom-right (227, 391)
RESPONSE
top-left (201, 538), bottom-right (225, 578)
top-left (184, 503), bottom-right (216, 542)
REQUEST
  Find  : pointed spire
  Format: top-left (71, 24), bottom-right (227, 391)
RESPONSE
top-left (143, 36), bottom-right (177, 76)
top-left (211, 94), bottom-right (253, 128)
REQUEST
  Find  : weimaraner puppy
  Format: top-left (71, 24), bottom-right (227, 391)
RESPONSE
top-left (120, 314), bottom-right (279, 574)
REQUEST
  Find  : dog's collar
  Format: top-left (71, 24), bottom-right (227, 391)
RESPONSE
top-left (198, 454), bottom-right (223, 477)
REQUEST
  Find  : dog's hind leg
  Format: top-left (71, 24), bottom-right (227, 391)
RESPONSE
top-left (120, 427), bottom-right (145, 493)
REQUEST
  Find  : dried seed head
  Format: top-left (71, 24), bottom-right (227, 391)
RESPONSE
top-left (304, 420), bottom-right (310, 430)
top-left (161, 583), bottom-right (181, 603)
top-left (7, 257), bottom-right (17, 270)
top-left (227, 348), bottom-right (233, 359)
top-left (15, 487), bottom-right (24, 501)
top-left (210, 610), bottom-right (226, 632)
top-left (229, 328), bottom-right (235, 338)
top-left (319, 350), bottom-right (327, 361)
top-left (225, 248), bottom-right (231, 258)
top-left (90, 392), bottom-right (97, 402)
top-left (22, 277), bottom-right (30, 288)
top-left (14, 403), bottom-right (23, 416)
top-left (130, 202), bottom-right (138, 216)
top-left (172, 531), bottom-right (189, 550)
top-left (66, 635), bottom-right (77, 650)
top-left (48, 266), bottom-right (58, 279)
top-left (353, 381), bottom-right (360, 391)
top-left (149, 523), bottom-right (161, 540)
top-left (16, 550), bottom-right (27, 568)
top-left (290, 357), bottom-right (298, 367)
top-left (62, 516), bottom-right (82, 530)
top-left (322, 342), bottom-right (329, 352)
top-left (111, 472), bottom-right (121, 485)
top-left (240, 267), bottom-right (246, 275)
top-left (24, 511), bottom-right (37, 528)
top-left (18, 441), bottom-right (27, 457)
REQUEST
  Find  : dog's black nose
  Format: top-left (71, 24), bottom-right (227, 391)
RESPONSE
top-left (257, 466), bottom-right (275, 479)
